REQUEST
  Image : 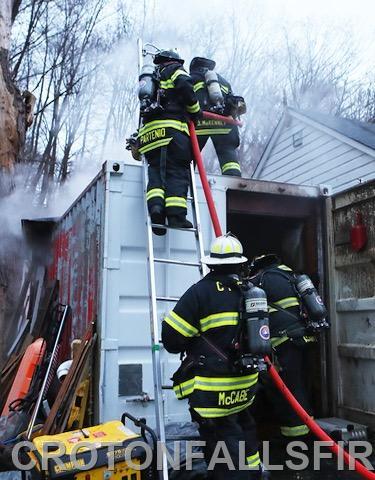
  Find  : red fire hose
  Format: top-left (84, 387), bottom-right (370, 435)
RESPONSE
top-left (202, 111), bottom-right (243, 127)
top-left (188, 121), bottom-right (222, 238)
top-left (188, 116), bottom-right (375, 479)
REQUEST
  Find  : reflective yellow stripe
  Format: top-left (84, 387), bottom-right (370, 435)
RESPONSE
top-left (271, 336), bottom-right (289, 347)
top-left (303, 335), bottom-right (317, 343)
top-left (139, 120), bottom-right (189, 136)
top-left (271, 297), bottom-right (299, 310)
top-left (186, 101), bottom-right (200, 113)
top-left (165, 196), bottom-right (187, 209)
top-left (159, 80), bottom-right (174, 89)
top-left (194, 397), bottom-right (255, 418)
top-left (200, 312), bottom-right (239, 332)
top-left (246, 452), bottom-right (260, 468)
top-left (195, 128), bottom-right (232, 136)
top-left (164, 310), bottom-right (198, 338)
top-left (139, 138), bottom-right (172, 154)
top-left (146, 188), bottom-right (165, 201)
top-left (220, 84), bottom-right (229, 94)
top-left (278, 265), bottom-right (292, 271)
top-left (281, 424), bottom-right (310, 437)
top-left (174, 378), bottom-right (195, 398)
top-left (174, 373), bottom-right (258, 397)
top-left (193, 81), bottom-right (205, 92)
top-left (159, 69), bottom-right (189, 89)
top-left (170, 69), bottom-right (189, 82)
top-left (222, 162), bottom-right (241, 173)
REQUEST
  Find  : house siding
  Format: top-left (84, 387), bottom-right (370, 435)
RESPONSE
top-left (256, 116), bottom-right (375, 193)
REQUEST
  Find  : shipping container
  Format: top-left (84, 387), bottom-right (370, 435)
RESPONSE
top-left (40, 160), bottom-right (375, 430)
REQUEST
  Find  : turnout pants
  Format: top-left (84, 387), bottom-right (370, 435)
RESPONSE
top-left (197, 123), bottom-right (241, 176)
top-left (145, 130), bottom-right (192, 219)
top-left (273, 340), bottom-right (313, 437)
top-left (193, 409), bottom-right (261, 479)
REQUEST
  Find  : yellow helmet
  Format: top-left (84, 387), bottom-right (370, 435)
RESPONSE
top-left (201, 233), bottom-right (247, 266)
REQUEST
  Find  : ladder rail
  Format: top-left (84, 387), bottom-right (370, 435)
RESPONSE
top-left (189, 162), bottom-right (208, 277)
top-left (142, 161), bottom-right (169, 480)
top-left (139, 38), bottom-right (168, 480)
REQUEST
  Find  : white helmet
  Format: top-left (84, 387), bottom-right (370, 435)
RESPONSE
top-left (57, 359), bottom-right (73, 381)
top-left (201, 233), bottom-right (248, 266)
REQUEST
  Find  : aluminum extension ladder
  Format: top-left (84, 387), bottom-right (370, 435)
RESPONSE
top-left (142, 160), bottom-right (207, 479)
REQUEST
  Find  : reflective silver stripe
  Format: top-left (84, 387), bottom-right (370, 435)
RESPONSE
top-left (146, 188), bottom-right (165, 201)
top-left (139, 138), bottom-right (172, 154)
top-left (222, 162), bottom-right (241, 173)
top-left (193, 397), bottom-right (255, 418)
top-left (186, 101), bottom-right (200, 113)
top-left (165, 197), bottom-right (187, 209)
top-left (164, 310), bottom-right (198, 337)
top-left (280, 424), bottom-right (310, 437)
top-left (200, 312), bottom-right (239, 332)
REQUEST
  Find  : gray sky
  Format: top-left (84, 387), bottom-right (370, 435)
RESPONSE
top-left (133, 0), bottom-right (375, 69)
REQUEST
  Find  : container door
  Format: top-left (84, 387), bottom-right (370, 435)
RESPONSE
top-left (326, 179), bottom-right (375, 427)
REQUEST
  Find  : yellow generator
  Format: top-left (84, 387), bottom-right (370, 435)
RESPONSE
top-left (30, 414), bottom-right (157, 480)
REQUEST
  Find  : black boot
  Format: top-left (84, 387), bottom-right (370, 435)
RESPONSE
top-left (167, 215), bottom-right (193, 229)
top-left (150, 205), bottom-right (166, 236)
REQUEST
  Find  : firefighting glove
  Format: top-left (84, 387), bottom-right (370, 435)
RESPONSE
top-left (189, 109), bottom-right (203, 126)
top-left (125, 132), bottom-right (140, 161)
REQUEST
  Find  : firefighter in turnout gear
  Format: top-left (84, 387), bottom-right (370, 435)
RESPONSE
top-left (137, 49), bottom-right (202, 235)
top-left (189, 57), bottom-right (245, 177)
top-left (250, 254), bottom-right (315, 439)
top-left (162, 234), bottom-right (263, 479)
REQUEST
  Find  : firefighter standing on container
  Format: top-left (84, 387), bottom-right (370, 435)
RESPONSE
top-left (136, 50), bottom-right (201, 235)
top-left (250, 254), bottom-right (327, 439)
top-left (189, 57), bottom-right (246, 177)
top-left (162, 234), bottom-right (266, 479)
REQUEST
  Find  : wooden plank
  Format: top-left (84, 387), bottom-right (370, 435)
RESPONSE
top-left (42, 327), bottom-right (94, 435)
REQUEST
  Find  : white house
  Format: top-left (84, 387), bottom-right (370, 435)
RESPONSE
top-left (252, 107), bottom-right (375, 192)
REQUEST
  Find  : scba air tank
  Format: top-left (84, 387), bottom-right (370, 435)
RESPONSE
top-left (204, 70), bottom-right (224, 109)
top-left (242, 284), bottom-right (271, 355)
top-left (295, 274), bottom-right (327, 321)
top-left (138, 64), bottom-right (156, 112)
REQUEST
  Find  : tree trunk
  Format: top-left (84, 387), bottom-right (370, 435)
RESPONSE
top-left (0, 0), bottom-right (26, 193)
top-left (0, 1), bottom-right (27, 366)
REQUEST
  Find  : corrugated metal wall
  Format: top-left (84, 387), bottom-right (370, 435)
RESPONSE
top-left (256, 116), bottom-right (375, 192)
top-left (98, 162), bottom-right (226, 425)
top-left (50, 171), bottom-right (104, 342)
top-left (327, 180), bottom-right (375, 426)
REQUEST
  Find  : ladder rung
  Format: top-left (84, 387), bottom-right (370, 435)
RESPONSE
top-left (154, 257), bottom-right (200, 267)
top-left (187, 196), bottom-right (193, 201)
top-left (151, 223), bottom-right (197, 233)
top-left (156, 296), bottom-right (179, 302)
top-left (162, 385), bottom-right (173, 390)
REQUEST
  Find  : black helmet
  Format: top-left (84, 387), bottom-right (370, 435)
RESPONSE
top-left (190, 57), bottom-right (216, 73)
top-left (154, 50), bottom-right (184, 65)
top-left (250, 253), bottom-right (280, 274)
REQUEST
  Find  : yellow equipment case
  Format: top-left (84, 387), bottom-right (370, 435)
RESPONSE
top-left (30, 417), bottom-right (154, 480)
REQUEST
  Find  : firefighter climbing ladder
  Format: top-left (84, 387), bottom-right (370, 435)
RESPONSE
top-left (138, 39), bottom-right (207, 480)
